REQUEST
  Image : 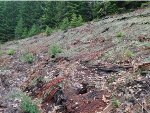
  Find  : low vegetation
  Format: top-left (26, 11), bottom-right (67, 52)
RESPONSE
top-left (139, 42), bottom-right (150, 48)
top-left (20, 52), bottom-right (34, 63)
top-left (111, 96), bottom-right (121, 108)
top-left (116, 31), bottom-right (124, 39)
top-left (123, 48), bottom-right (134, 58)
top-left (7, 48), bottom-right (15, 55)
top-left (10, 90), bottom-right (39, 113)
top-left (20, 95), bottom-right (39, 113)
top-left (48, 44), bottom-right (62, 58)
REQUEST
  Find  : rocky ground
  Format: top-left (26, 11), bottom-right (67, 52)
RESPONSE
top-left (0, 8), bottom-right (150, 113)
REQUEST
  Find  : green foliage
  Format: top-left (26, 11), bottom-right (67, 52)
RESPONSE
top-left (15, 18), bottom-right (24, 39)
top-left (0, 50), bottom-right (2, 56)
top-left (45, 26), bottom-right (53, 36)
top-left (0, 1), bottom-right (146, 42)
top-left (70, 13), bottom-right (78, 27)
top-left (116, 32), bottom-right (125, 42)
top-left (22, 28), bottom-right (28, 38)
top-left (48, 44), bottom-right (62, 58)
top-left (70, 13), bottom-right (83, 28)
top-left (92, 1), bottom-right (118, 18)
top-left (123, 49), bottom-right (134, 58)
top-left (60, 17), bottom-right (70, 30)
top-left (141, 2), bottom-right (150, 8)
top-left (0, 1), bottom-right (20, 42)
top-left (10, 90), bottom-right (39, 113)
top-left (139, 42), bottom-right (150, 48)
top-left (116, 31), bottom-right (124, 38)
top-left (21, 96), bottom-right (39, 113)
top-left (78, 15), bottom-right (84, 26)
top-left (7, 48), bottom-right (15, 55)
top-left (104, 2), bottom-right (118, 14)
top-left (28, 24), bottom-right (40, 37)
top-left (21, 52), bottom-right (34, 63)
top-left (111, 96), bottom-right (120, 108)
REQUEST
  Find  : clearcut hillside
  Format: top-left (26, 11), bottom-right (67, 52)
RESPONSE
top-left (0, 8), bottom-right (150, 113)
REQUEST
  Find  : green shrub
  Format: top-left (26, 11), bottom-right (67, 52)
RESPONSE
top-left (60, 17), bottom-right (70, 30)
top-left (21, 95), bottom-right (39, 113)
top-left (112, 96), bottom-right (120, 108)
top-left (45, 26), bottom-right (53, 36)
top-left (7, 48), bottom-right (15, 55)
top-left (123, 49), bottom-right (134, 58)
top-left (10, 90), bottom-right (39, 113)
top-left (48, 44), bottom-right (62, 58)
top-left (28, 24), bottom-right (40, 37)
top-left (21, 52), bottom-right (34, 63)
top-left (116, 31), bottom-right (124, 38)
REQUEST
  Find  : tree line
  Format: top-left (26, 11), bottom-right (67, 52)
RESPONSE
top-left (0, 1), bottom-right (149, 42)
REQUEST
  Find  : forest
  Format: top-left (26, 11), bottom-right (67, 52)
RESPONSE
top-left (0, 1), bottom-right (148, 42)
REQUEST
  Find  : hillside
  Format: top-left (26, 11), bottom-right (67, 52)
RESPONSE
top-left (0, 8), bottom-right (150, 113)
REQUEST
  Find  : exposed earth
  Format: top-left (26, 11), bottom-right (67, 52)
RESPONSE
top-left (0, 8), bottom-right (150, 113)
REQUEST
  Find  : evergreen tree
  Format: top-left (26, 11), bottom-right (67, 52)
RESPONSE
top-left (70, 13), bottom-right (83, 28)
top-left (78, 2), bottom-right (93, 21)
top-left (15, 18), bottom-right (24, 39)
top-left (28, 24), bottom-right (40, 37)
top-left (0, 1), bottom-right (147, 42)
top-left (60, 17), bottom-right (70, 30)
top-left (70, 13), bottom-right (78, 27)
top-left (45, 26), bottom-right (53, 36)
top-left (41, 1), bottom-right (57, 29)
top-left (0, 1), bottom-right (20, 42)
top-left (77, 15), bottom-right (83, 26)
top-left (0, 2), bottom-right (5, 42)
top-left (22, 28), bottom-right (28, 38)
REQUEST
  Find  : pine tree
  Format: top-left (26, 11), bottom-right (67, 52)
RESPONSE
top-left (0, 2), bottom-right (5, 42)
top-left (22, 28), bottom-right (28, 38)
top-left (77, 15), bottom-right (83, 26)
top-left (28, 24), bottom-right (40, 37)
top-left (70, 13), bottom-right (78, 27)
top-left (0, 1), bottom-right (146, 42)
top-left (41, 2), bottom-right (58, 29)
top-left (0, 1), bottom-right (20, 42)
top-left (45, 26), bottom-right (53, 36)
top-left (60, 17), bottom-right (70, 30)
top-left (78, 2), bottom-right (92, 21)
top-left (15, 18), bottom-right (24, 39)
top-left (70, 13), bottom-right (83, 28)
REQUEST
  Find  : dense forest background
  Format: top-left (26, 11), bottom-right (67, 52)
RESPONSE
top-left (0, 1), bottom-right (149, 42)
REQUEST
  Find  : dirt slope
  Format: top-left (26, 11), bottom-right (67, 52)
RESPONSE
top-left (0, 8), bottom-right (150, 113)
